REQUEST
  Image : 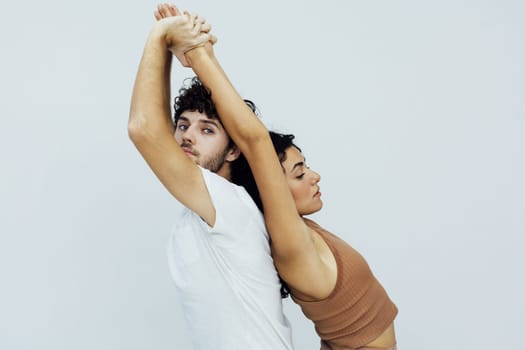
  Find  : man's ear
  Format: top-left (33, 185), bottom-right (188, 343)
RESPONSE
top-left (225, 145), bottom-right (241, 162)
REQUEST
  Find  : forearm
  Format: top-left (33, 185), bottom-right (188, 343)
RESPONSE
top-left (186, 48), bottom-right (269, 149)
top-left (129, 25), bottom-right (174, 140)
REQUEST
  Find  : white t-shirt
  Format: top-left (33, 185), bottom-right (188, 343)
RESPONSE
top-left (167, 167), bottom-right (294, 350)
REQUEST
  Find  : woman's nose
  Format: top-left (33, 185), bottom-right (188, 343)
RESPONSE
top-left (311, 170), bottom-right (321, 184)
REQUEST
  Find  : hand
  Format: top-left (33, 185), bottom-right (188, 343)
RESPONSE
top-left (154, 3), bottom-right (216, 67)
top-left (154, 3), bottom-right (180, 20)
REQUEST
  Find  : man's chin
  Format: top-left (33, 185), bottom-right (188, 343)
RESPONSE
top-left (184, 153), bottom-right (198, 162)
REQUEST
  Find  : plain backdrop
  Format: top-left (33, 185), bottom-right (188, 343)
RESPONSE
top-left (1, 1), bottom-right (524, 349)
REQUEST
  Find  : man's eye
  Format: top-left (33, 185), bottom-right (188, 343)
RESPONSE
top-left (203, 128), bottom-right (214, 134)
top-left (178, 124), bottom-right (188, 130)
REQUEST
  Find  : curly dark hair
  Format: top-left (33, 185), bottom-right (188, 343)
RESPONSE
top-left (231, 131), bottom-right (300, 298)
top-left (174, 77), bottom-right (255, 149)
top-left (174, 77), bottom-right (219, 123)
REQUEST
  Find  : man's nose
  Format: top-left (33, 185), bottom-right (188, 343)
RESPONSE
top-left (182, 126), bottom-right (196, 144)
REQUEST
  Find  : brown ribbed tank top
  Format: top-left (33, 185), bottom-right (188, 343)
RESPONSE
top-left (291, 218), bottom-right (398, 349)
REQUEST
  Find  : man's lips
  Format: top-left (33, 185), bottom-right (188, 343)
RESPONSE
top-left (181, 147), bottom-right (196, 156)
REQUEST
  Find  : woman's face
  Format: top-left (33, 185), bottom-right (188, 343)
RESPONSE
top-left (281, 147), bottom-right (323, 215)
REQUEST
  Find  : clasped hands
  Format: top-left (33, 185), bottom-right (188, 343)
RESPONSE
top-left (154, 3), bottom-right (216, 67)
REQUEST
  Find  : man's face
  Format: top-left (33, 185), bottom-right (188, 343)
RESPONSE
top-left (174, 110), bottom-right (232, 172)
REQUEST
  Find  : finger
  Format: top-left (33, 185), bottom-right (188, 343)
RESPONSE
top-left (197, 16), bottom-right (207, 26)
top-left (168, 4), bottom-right (181, 16)
top-left (189, 12), bottom-right (203, 25)
top-left (159, 4), bottom-right (172, 18)
top-left (192, 18), bottom-right (201, 32)
top-left (182, 10), bottom-right (193, 24)
top-left (195, 33), bottom-right (212, 49)
top-left (200, 23), bottom-right (211, 33)
top-left (192, 14), bottom-right (207, 34)
top-left (192, 13), bottom-right (199, 27)
top-left (209, 34), bottom-right (218, 45)
top-left (154, 10), bottom-right (162, 21)
top-left (157, 4), bottom-right (165, 16)
top-left (199, 32), bottom-right (212, 43)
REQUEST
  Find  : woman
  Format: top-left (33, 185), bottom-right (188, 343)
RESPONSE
top-left (158, 4), bottom-right (398, 349)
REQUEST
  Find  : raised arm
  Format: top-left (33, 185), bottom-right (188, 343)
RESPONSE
top-left (183, 47), bottom-right (322, 279)
top-left (128, 12), bottom-right (217, 225)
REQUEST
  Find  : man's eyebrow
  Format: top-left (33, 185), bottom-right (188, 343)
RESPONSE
top-left (200, 119), bottom-right (220, 128)
top-left (177, 116), bottom-right (221, 129)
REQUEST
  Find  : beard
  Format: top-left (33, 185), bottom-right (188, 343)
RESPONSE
top-left (180, 142), bottom-right (231, 173)
top-left (199, 146), bottom-right (230, 173)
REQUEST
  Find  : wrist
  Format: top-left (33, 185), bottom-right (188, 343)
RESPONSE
top-left (185, 46), bottom-right (209, 65)
top-left (148, 22), bottom-right (168, 45)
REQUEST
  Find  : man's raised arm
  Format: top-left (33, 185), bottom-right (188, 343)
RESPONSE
top-left (128, 12), bottom-right (217, 225)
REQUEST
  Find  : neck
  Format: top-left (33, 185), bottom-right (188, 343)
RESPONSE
top-left (215, 163), bottom-right (232, 182)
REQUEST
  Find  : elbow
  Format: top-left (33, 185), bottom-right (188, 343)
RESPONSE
top-left (128, 112), bottom-right (148, 144)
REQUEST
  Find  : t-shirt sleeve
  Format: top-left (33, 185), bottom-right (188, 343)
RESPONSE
top-left (198, 166), bottom-right (264, 240)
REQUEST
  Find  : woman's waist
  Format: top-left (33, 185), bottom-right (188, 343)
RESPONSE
top-left (361, 323), bottom-right (396, 349)
top-left (322, 322), bottom-right (397, 350)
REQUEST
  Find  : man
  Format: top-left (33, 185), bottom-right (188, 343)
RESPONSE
top-left (128, 6), bottom-right (293, 350)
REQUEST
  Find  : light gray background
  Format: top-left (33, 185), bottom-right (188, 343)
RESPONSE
top-left (1, 0), bottom-right (523, 349)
